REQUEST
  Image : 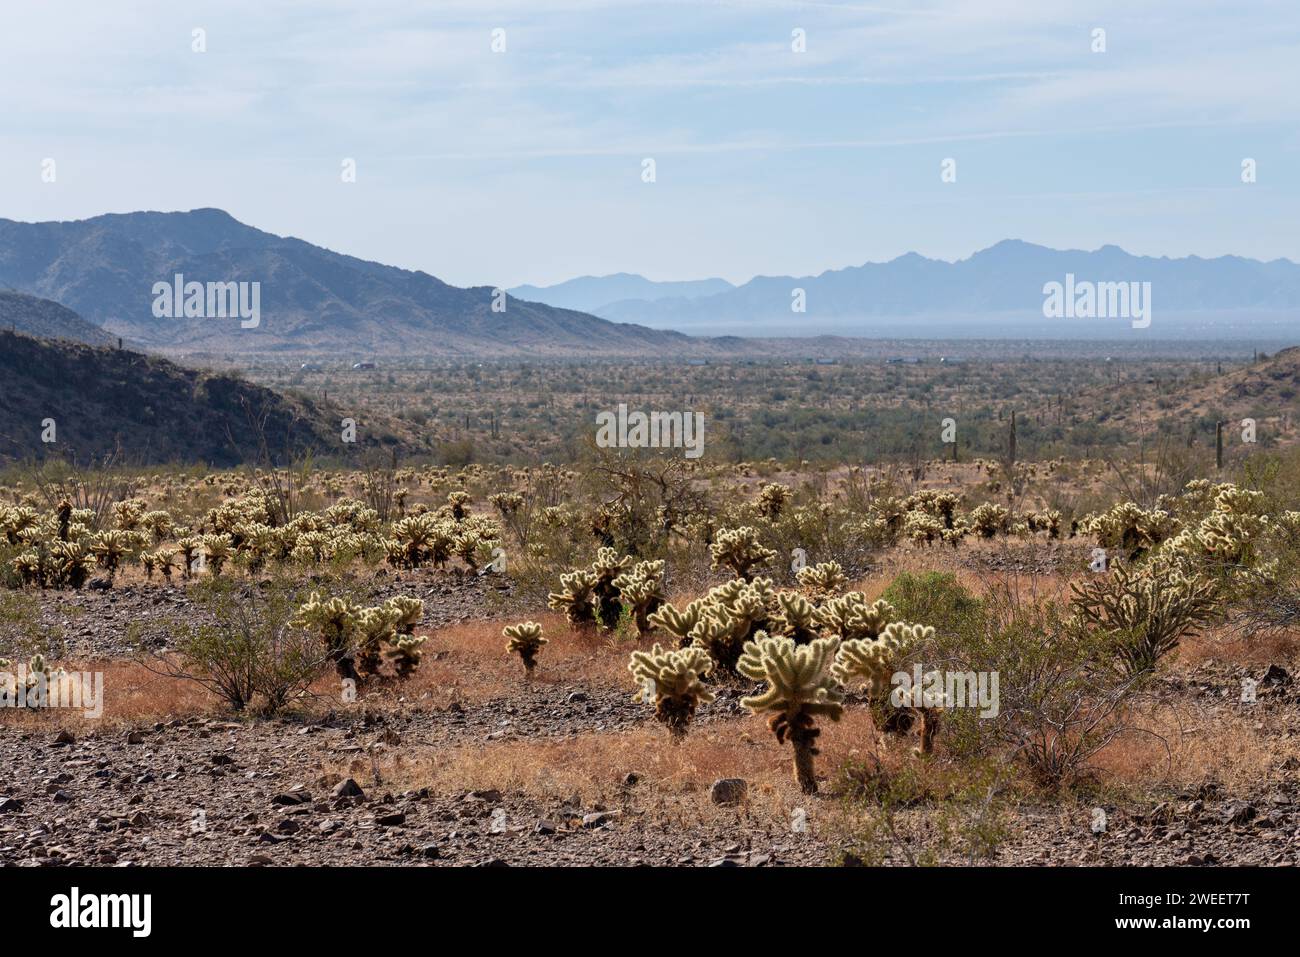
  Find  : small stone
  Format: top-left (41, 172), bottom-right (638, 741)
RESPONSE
top-left (375, 812), bottom-right (406, 827)
top-left (420, 843), bottom-right (441, 859)
top-left (566, 691), bottom-right (589, 703)
top-left (271, 790), bottom-right (312, 806)
top-left (581, 811), bottom-right (619, 829)
top-left (466, 789), bottom-right (502, 804)
top-left (332, 778), bottom-right (365, 799)
top-left (0, 797), bottom-right (24, 813)
top-left (710, 778), bottom-right (749, 806)
top-left (52, 729), bottom-right (75, 747)
top-left (125, 731), bottom-right (145, 745)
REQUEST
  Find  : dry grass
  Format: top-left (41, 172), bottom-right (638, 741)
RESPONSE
top-left (400, 612), bottom-right (644, 707)
top-left (1089, 698), bottom-right (1278, 797)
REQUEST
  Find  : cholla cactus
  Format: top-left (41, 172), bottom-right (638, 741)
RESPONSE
top-left (904, 511), bottom-right (944, 546)
top-left (354, 604), bottom-right (400, 677)
top-left (175, 536), bottom-right (202, 580)
top-left (547, 569), bottom-right (600, 628)
top-left (294, 591), bottom-right (362, 681)
top-left (967, 503), bottom-right (1010, 538)
top-left (489, 492), bottom-right (524, 517)
top-left (758, 483), bottom-right (792, 518)
top-left (688, 578), bottom-right (775, 672)
top-left (771, 591), bottom-right (820, 644)
top-left (1027, 509), bottom-right (1062, 539)
top-left (589, 547), bottom-right (632, 628)
top-left (814, 594), bottom-right (897, 642)
top-left (386, 596), bottom-right (424, 635)
top-left (503, 621), bottom-right (547, 675)
top-left (904, 489), bottom-right (961, 528)
top-left (89, 529), bottom-right (133, 583)
top-left (628, 644), bottom-right (715, 740)
top-left (152, 548), bottom-right (177, 582)
top-left (447, 490), bottom-right (472, 521)
top-left (386, 633), bottom-right (426, 679)
top-left (833, 621), bottom-right (939, 751)
top-left (648, 598), bottom-right (708, 648)
top-left (49, 540), bottom-right (94, 590)
top-left (1070, 562), bottom-right (1219, 676)
top-left (710, 526), bottom-right (776, 581)
top-left (202, 534), bottom-right (233, 576)
top-left (796, 561), bottom-right (846, 602)
top-left (613, 559), bottom-right (666, 634)
top-left (738, 634), bottom-right (844, 794)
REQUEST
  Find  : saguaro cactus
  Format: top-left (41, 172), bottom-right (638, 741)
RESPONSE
top-left (628, 643), bottom-right (715, 740)
top-left (738, 634), bottom-right (844, 794)
top-left (504, 621), bottom-right (547, 676)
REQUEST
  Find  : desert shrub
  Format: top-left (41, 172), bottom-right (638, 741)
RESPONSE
top-left (138, 577), bottom-right (326, 713)
top-left (943, 582), bottom-right (1146, 789)
top-left (880, 571), bottom-right (982, 648)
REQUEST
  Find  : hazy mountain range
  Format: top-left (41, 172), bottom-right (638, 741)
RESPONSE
top-left (508, 274), bottom-right (734, 315)
top-left (515, 241), bottom-right (1300, 339)
top-left (2, 209), bottom-right (1299, 353)
top-left (0, 209), bottom-right (691, 357)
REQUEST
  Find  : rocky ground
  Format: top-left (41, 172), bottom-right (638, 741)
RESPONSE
top-left (2, 663), bottom-right (1296, 867)
top-left (3, 561), bottom-right (1299, 869)
top-left (27, 567), bottom-right (507, 659)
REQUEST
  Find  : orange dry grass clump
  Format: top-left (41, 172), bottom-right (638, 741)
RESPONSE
top-left (371, 707), bottom-right (884, 804)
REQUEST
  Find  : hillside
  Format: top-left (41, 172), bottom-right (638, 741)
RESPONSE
top-left (0, 210), bottom-right (697, 357)
top-left (0, 290), bottom-right (114, 346)
top-left (0, 331), bottom-right (430, 466)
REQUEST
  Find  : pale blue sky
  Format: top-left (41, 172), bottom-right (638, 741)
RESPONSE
top-left (1, 0), bottom-right (1296, 287)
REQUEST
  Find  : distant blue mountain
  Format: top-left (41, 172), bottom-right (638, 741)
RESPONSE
top-left (586, 241), bottom-right (1300, 338)
top-left (509, 273), bottom-right (734, 315)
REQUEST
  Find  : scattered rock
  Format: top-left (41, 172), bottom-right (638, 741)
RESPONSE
top-left (332, 778), bottom-right (365, 799)
top-left (271, 790), bottom-right (313, 807)
top-left (51, 729), bottom-right (76, 747)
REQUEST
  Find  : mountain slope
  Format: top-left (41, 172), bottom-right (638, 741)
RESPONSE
top-left (509, 273), bottom-right (734, 314)
top-left (0, 330), bottom-right (430, 466)
top-left (595, 241), bottom-right (1300, 337)
top-left (0, 210), bottom-right (694, 357)
top-left (0, 290), bottom-right (114, 346)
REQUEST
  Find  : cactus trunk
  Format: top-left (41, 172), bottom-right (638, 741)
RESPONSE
top-left (791, 728), bottom-right (819, 794)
